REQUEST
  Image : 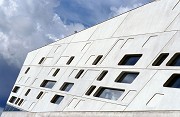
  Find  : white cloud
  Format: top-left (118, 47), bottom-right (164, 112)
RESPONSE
top-left (0, 0), bottom-right (85, 67)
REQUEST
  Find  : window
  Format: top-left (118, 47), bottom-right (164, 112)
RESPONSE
top-left (164, 74), bottom-right (180, 88)
top-left (97, 70), bottom-right (108, 81)
top-left (118, 54), bottom-right (142, 65)
top-left (38, 57), bottom-right (45, 64)
top-left (36, 91), bottom-right (44, 99)
top-left (52, 68), bottom-right (60, 77)
top-left (15, 98), bottom-right (20, 104)
top-left (115, 72), bottom-right (139, 84)
top-left (75, 69), bottom-right (84, 79)
top-left (92, 55), bottom-right (103, 65)
top-left (40, 80), bottom-right (56, 89)
top-left (25, 89), bottom-right (31, 96)
top-left (18, 99), bottom-right (24, 106)
top-left (167, 53), bottom-right (180, 66)
top-left (25, 67), bottom-right (30, 74)
top-left (60, 82), bottom-right (74, 92)
top-left (50, 95), bottom-right (64, 104)
top-left (152, 53), bottom-right (169, 66)
top-left (94, 87), bottom-right (124, 101)
top-left (9, 96), bottom-right (17, 103)
top-left (66, 56), bottom-right (75, 65)
top-left (12, 86), bottom-right (20, 93)
top-left (85, 86), bottom-right (96, 96)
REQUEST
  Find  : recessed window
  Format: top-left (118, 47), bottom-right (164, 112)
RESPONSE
top-left (152, 53), bottom-right (169, 66)
top-left (9, 96), bottom-right (17, 103)
top-left (40, 80), bottom-right (56, 89)
top-left (94, 87), bottom-right (124, 101)
top-left (38, 57), bottom-right (45, 64)
top-left (25, 89), bottom-right (31, 96)
top-left (36, 91), bottom-right (44, 99)
top-left (115, 72), bottom-right (139, 84)
top-left (92, 55), bottom-right (103, 65)
top-left (75, 69), bottom-right (84, 79)
top-left (25, 67), bottom-right (30, 74)
top-left (85, 85), bottom-right (96, 96)
top-left (164, 74), bottom-right (180, 88)
top-left (66, 56), bottom-right (75, 65)
top-left (12, 86), bottom-right (20, 93)
top-left (167, 53), bottom-right (180, 66)
top-left (18, 99), bottom-right (24, 106)
top-left (50, 95), bottom-right (64, 104)
top-left (97, 70), bottom-right (108, 81)
top-left (60, 82), bottom-right (74, 92)
top-left (118, 54), bottom-right (142, 65)
top-left (15, 98), bottom-right (20, 104)
top-left (52, 68), bottom-right (60, 77)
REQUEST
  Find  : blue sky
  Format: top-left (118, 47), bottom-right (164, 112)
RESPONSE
top-left (0, 0), bottom-right (152, 112)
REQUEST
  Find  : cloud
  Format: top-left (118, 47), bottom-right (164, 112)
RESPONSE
top-left (0, 0), bottom-right (85, 68)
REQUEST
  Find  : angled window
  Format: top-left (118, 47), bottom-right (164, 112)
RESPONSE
top-left (152, 53), bottom-right (169, 66)
top-left (164, 74), bottom-right (180, 88)
top-left (97, 70), bottom-right (108, 81)
top-left (115, 72), bottom-right (139, 84)
top-left (25, 67), bottom-right (30, 74)
top-left (40, 80), bottom-right (56, 89)
top-left (9, 96), bottom-right (17, 103)
top-left (167, 53), bottom-right (180, 66)
top-left (18, 99), bottom-right (24, 106)
top-left (60, 82), bottom-right (74, 92)
top-left (118, 54), bottom-right (142, 65)
top-left (15, 98), bottom-right (20, 104)
top-left (92, 55), bottom-right (103, 65)
top-left (50, 95), bottom-right (64, 104)
top-left (66, 56), bottom-right (75, 65)
top-left (25, 89), bottom-right (31, 96)
top-left (36, 91), bottom-right (44, 99)
top-left (52, 68), bottom-right (60, 77)
top-left (12, 86), bottom-right (20, 93)
top-left (75, 69), bottom-right (84, 79)
top-left (38, 57), bottom-right (45, 64)
top-left (94, 87), bottom-right (124, 101)
top-left (85, 85), bottom-right (96, 96)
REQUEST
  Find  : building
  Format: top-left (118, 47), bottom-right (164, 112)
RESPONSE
top-left (2, 0), bottom-right (180, 115)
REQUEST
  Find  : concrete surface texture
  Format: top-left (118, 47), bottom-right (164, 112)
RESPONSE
top-left (4, 0), bottom-right (180, 113)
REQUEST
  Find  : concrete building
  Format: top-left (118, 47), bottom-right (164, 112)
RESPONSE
top-left (2, 0), bottom-right (180, 116)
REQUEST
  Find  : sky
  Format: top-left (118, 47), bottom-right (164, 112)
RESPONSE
top-left (0, 0), bottom-right (153, 113)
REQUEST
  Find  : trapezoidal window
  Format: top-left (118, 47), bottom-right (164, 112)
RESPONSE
top-left (66, 56), bottom-right (75, 65)
top-left (52, 68), bottom-right (60, 77)
top-left (9, 96), bottom-right (17, 103)
top-left (118, 54), bottom-right (142, 65)
top-left (50, 94), bottom-right (64, 104)
top-left (164, 74), bottom-right (180, 88)
top-left (24, 67), bottom-right (30, 74)
top-left (167, 53), bottom-right (180, 66)
top-left (12, 86), bottom-right (20, 93)
top-left (18, 99), bottom-right (24, 106)
top-left (36, 91), bottom-right (44, 99)
top-left (40, 80), bottom-right (56, 89)
top-left (94, 87), bottom-right (124, 101)
top-left (92, 55), bottom-right (103, 65)
top-left (115, 72), bottom-right (139, 84)
top-left (38, 57), bottom-right (45, 64)
top-left (60, 82), bottom-right (74, 92)
top-left (75, 69), bottom-right (84, 79)
top-left (85, 85), bottom-right (96, 96)
top-left (152, 53), bottom-right (169, 66)
top-left (15, 98), bottom-right (20, 104)
top-left (97, 70), bottom-right (108, 81)
top-left (25, 89), bottom-right (31, 96)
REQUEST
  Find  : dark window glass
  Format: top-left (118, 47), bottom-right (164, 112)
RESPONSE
top-left (36, 91), bottom-right (44, 99)
top-left (115, 72), bottom-right (139, 84)
top-left (92, 55), bottom-right (103, 65)
top-left (152, 53), bottom-right (169, 66)
top-left (97, 70), bottom-right (108, 81)
top-left (38, 57), bottom-right (45, 64)
top-left (85, 86), bottom-right (96, 96)
top-left (12, 86), bottom-right (20, 93)
top-left (94, 87), bottom-right (124, 101)
top-left (167, 53), bottom-right (180, 66)
top-left (25, 67), bottom-right (30, 74)
top-left (66, 56), bottom-right (75, 65)
top-left (15, 98), bottom-right (20, 104)
top-left (164, 74), bottom-right (180, 88)
top-left (118, 54), bottom-right (142, 65)
top-left (50, 95), bottom-right (64, 104)
top-left (9, 96), bottom-right (17, 103)
top-left (75, 69), bottom-right (84, 79)
top-left (25, 89), bottom-right (31, 96)
top-left (60, 82), bottom-right (74, 92)
top-left (52, 68), bottom-right (60, 76)
top-left (40, 80), bottom-right (56, 89)
top-left (18, 99), bottom-right (24, 106)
